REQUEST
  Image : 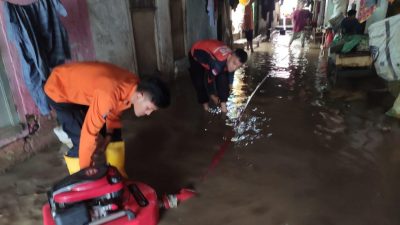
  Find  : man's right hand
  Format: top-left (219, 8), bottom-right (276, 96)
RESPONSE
top-left (203, 103), bottom-right (210, 112)
top-left (210, 94), bottom-right (220, 105)
top-left (91, 134), bottom-right (112, 166)
top-left (220, 102), bottom-right (228, 113)
top-left (91, 151), bottom-right (106, 166)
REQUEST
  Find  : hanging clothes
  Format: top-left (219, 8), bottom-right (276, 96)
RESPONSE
top-left (207, 0), bottom-right (216, 27)
top-left (214, 0), bottom-right (218, 25)
top-left (332, 0), bottom-right (349, 18)
top-left (358, 0), bottom-right (377, 22)
top-left (4, 0), bottom-right (71, 115)
top-left (229, 0), bottom-right (239, 10)
top-left (243, 3), bottom-right (254, 31)
top-left (317, 0), bottom-right (326, 26)
top-left (365, 0), bottom-right (378, 8)
top-left (260, 0), bottom-right (275, 40)
top-left (261, 0), bottom-right (275, 20)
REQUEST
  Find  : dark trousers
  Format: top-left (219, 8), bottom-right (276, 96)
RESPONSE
top-left (46, 95), bottom-right (121, 157)
top-left (189, 53), bottom-right (209, 104)
top-left (244, 29), bottom-right (254, 42)
top-left (188, 53), bottom-right (230, 104)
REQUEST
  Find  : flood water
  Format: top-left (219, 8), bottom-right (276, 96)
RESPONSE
top-left (155, 35), bottom-right (400, 225)
top-left (1, 35), bottom-right (400, 225)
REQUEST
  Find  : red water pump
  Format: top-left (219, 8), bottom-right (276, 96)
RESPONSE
top-left (42, 165), bottom-right (190, 225)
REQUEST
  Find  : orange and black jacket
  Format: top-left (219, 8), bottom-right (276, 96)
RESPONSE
top-left (44, 62), bottom-right (139, 168)
top-left (190, 40), bottom-right (234, 101)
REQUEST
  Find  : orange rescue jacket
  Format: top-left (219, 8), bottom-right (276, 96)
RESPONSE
top-left (190, 39), bottom-right (232, 75)
top-left (44, 62), bottom-right (139, 168)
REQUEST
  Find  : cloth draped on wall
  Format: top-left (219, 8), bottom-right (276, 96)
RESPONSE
top-left (219, 0), bottom-right (233, 46)
top-left (358, 0), bottom-right (378, 22)
top-left (365, 0), bottom-right (378, 8)
top-left (317, 0), bottom-right (326, 26)
top-left (332, 0), bottom-right (349, 17)
top-left (206, 0), bottom-right (218, 27)
top-left (348, 0), bottom-right (378, 23)
top-left (261, 0), bottom-right (275, 20)
top-left (243, 3), bottom-right (254, 31)
top-left (4, 0), bottom-right (70, 115)
top-left (229, 0), bottom-right (239, 10)
top-left (313, 1), bottom-right (321, 24)
top-left (261, 0), bottom-right (275, 39)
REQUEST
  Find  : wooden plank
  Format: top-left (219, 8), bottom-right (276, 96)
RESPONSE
top-left (335, 54), bottom-right (372, 67)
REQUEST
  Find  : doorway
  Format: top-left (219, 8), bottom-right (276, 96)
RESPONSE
top-left (130, 0), bottom-right (158, 75)
top-left (169, 0), bottom-right (186, 60)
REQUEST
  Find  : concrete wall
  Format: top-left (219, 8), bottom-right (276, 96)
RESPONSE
top-left (61, 0), bottom-right (95, 61)
top-left (186, 0), bottom-right (217, 51)
top-left (87, 0), bottom-right (137, 72)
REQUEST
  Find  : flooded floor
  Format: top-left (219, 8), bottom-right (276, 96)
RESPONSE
top-left (1, 35), bottom-right (400, 225)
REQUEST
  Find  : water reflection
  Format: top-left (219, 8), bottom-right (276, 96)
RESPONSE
top-left (226, 37), bottom-right (306, 147)
top-left (224, 35), bottom-right (329, 148)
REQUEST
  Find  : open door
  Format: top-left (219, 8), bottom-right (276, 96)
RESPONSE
top-left (130, 0), bottom-right (158, 75)
top-left (169, 0), bottom-right (186, 60)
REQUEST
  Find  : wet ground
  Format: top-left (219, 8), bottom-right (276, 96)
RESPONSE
top-left (1, 34), bottom-right (400, 225)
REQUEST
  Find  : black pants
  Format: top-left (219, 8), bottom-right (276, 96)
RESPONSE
top-left (188, 53), bottom-right (229, 104)
top-left (47, 95), bottom-right (121, 157)
top-left (244, 29), bottom-right (254, 42)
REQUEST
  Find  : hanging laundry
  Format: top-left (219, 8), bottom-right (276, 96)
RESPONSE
top-left (229, 0), bottom-right (239, 11)
top-left (261, 0), bottom-right (275, 20)
top-left (358, 0), bottom-right (377, 22)
top-left (365, 0), bottom-right (378, 8)
top-left (207, 0), bottom-right (216, 27)
top-left (4, 0), bottom-right (71, 115)
top-left (214, 0), bottom-right (218, 25)
top-left (332, 0), bottom-right (348, 18)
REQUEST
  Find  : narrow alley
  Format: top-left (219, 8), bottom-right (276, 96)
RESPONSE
top-left (1, 37), bottom-right (400, 224)
top-left (0, 1), bottom-right (400, 225)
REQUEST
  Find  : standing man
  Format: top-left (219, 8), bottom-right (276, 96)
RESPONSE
top-left (189, 40), bottom-right (247, 113)
top-left (44, 62), bottom-right (170, 173)
top-left (243, 0), bottom-right (255, 52)
top-left (289, 3), bottom-right (312, 47)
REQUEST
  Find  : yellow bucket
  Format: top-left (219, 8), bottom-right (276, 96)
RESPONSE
top-left (63, 141), bottom-right (128, 178)
top-left (105, 141), bottom-right (128, 178)
top-left (64, 155), bottom-right (80, 175)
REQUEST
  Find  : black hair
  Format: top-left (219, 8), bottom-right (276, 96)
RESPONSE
top-left (347, 9), bottom-right (357, 17)
top-left (233, 48), bottom-right (248, 64)
top-left (137, 76), bottom-right (170, 108)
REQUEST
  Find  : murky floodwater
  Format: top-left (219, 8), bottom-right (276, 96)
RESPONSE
top-left (158, 35), bottom-right (400, 225)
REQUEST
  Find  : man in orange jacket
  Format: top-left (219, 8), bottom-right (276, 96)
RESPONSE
top-left (189, 39), bottom-right (247, 113)
top-left (44, 62), bottom-right (170, 170)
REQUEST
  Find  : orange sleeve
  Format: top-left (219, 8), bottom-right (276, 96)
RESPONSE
top-left (106, 110), bottom-right (122, 130)
top-left (79, 91), bottom-right (115, 168)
